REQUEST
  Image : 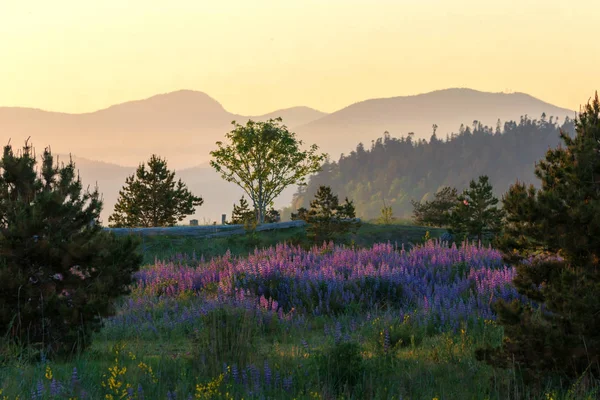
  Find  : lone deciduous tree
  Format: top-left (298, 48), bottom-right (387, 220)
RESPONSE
top-left (210, 118), bottom-right (326, 224)
top-left (109, 154), bottom-right (203, 227)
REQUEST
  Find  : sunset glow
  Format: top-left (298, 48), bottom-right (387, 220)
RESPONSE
top-left (1, 0), bottom-right (598, 114)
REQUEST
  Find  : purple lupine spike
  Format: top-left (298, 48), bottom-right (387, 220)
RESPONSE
top-left (137, 383), bottom-right (144, 400)
top-left (301, 338), bottom-right (309, 352)
top-left (264, 360), bottom-right (272, 386)
top-left (283, 376), bottom-right (293, 392)
top-left (383, 328), bottom-right (391, 353)
top-left (36, 380), bottom-right (44, 398)
top-left (231, 364), bottom-right (239, 384)
top-left (71, 367), bottom-right (79, 387)
top-left (167, 390), bottom-right (177, 400)
top-left (50, 378), bottom-right (61, 396)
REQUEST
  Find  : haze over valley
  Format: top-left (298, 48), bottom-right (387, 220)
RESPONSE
top-left (2, 88), bottom-right (576, 224)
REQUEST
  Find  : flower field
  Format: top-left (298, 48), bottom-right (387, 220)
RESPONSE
top-left (1, 239), bottom-right (558, 399)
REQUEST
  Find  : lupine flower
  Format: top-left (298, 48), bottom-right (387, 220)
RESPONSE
top-left (231, 364), bottom-right (239, 384)
top-left (383, 329), bottom-right (391, 353)
top-left (283, 376), bottom-right (293, 392)
top-left (50, 378), bottom-right (61, 396)
top-left (264, 360), bottom-right (272, 386)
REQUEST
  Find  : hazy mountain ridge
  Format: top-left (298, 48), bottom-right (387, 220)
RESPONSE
top-left (1, 90), bottom-right (328, 170)
top-left (1, 88), bottom-right (578, 224)
top-left (292, 88), bottom-right (576, 159)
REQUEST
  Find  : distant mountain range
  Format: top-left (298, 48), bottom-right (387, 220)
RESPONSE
top-left (1, 88), bottom-right (577, 224)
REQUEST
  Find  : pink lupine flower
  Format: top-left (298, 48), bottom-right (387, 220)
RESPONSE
top-left (463, 199), bottom-right (469, 206)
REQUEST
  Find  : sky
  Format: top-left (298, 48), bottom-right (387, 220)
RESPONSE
top-left (1, 0), bottom-right (598, 115)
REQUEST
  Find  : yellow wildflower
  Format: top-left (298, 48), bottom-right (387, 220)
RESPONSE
top-left (45, 365), bottom-right (53, 380)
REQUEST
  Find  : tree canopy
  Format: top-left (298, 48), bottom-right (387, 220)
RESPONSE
top-left (108, 154), bottom-right (203, 227)
top-left (299, 185), bottom-right (359, 244)
top-left (477, 92), bottom-right (600, 386)
top-left (293, 115), bottom-right (575, 220)
top-left (411, 186), bottom-right (458, 227)
top-left (0, 139), bottom-right (142, 356)
top-left (449, 175), bottom-right (504, 242)
top-left (210, 118), bottom-right (326, 224)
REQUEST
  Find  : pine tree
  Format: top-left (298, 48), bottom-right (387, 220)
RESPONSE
top-left (291, 207), bottom-right (308, 221)
top-left (477, 93), bottom-right (600, 388)
top-left (302, 186), bottom-right (359, 243)
top-left (264, 207), bottom-right (281, 223)
top-left (449, 176), bottom-right (504, 242)
top-left (230, 196), bottom-right (254, 224)
top-left (0, 139), bottom-right (143, 357)
top-left (108, 154), bottom-right (203, 227)
top-left (411, 186), bottom-right (458, 227)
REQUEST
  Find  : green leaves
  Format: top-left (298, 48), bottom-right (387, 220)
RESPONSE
top-left (0, 139), bottom-right (143, 357)
top-left (108, 154), bottom-right (203, 228)
top-left (411, 186), bottom-right (458, 227)
top-left (210, 118), bottom-right (326, 224)
top-left (480, 92), bottom-right (600, 385)
top-left (300, 185), bottom-right (360, 244)
top-left (449, 175), bottom-right (504, 242)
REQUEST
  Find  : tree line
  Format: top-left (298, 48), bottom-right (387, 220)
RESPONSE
top-left (290, 114), bottom-right (576, 220)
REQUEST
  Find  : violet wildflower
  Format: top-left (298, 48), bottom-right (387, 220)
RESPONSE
top-left (231, 364), bottom-right (239, 384)
top-left (301, 338), bottom-right (310, 352)
top-left (264, 360), bottom-right (272, 386)
top-left (283, 376), bottom-right (293, 392)
top-left (383, 328), bottom-right (391, 353)
top-left (50, 378), bottom-right (61, 396)
top-left (35, 380), bottom-right (44, 399)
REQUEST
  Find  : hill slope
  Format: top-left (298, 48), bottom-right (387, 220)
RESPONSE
top-left (293, 88), bottom-right (576, 159)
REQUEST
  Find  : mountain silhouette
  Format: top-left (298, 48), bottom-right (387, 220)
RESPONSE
top-left (293, 88), bottom-right (576, 159)
top-left (1, 87), bottom-right (577, 224)
top-left (1, 90), bottom-right (327, 170)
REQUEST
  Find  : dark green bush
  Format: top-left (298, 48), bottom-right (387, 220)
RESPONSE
top-left (315, 341), bottom-right (365, 396)
top-left (477, 93), bottom-right (600, 391)
top-left (0, 140), bottom-right (143, 359)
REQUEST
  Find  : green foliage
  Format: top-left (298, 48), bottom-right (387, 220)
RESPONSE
top-left (315, 341), bottom-right (365, 396)
top-left (210, 117), bottom-right (326, 224)
top-left (229, 196), bottom-right (254, 225)
top-left (378, 199), bottom-right (395, 224)
top-left (290, 207), bottom-right (308, 221)
top-left (449, 175), bottom-right (504, 242)
top-left (191, 306), bottom-right (262, 374)
top-left (411, 186), bottom-right (458, 227)
top-left (108, 154), bottom-right (203, 228)
top-left (294, 115), bottom-right (576, 220)
top-left (0, 139), bottom-right (143, 358)
top-left (477, 93), bottom-right (600, 388)
top-left (301, 186), bottom-right (360, 244)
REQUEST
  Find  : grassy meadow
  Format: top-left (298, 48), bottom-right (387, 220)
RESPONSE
top-left (0, 223), bottom-right (595, 399)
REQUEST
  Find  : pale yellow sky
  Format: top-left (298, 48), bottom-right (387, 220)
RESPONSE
top-left (0, 0), bottom-right (598, 115)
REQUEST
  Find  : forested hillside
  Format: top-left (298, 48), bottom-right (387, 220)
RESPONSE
top-left (291, 114), bottom-right (576, 220)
